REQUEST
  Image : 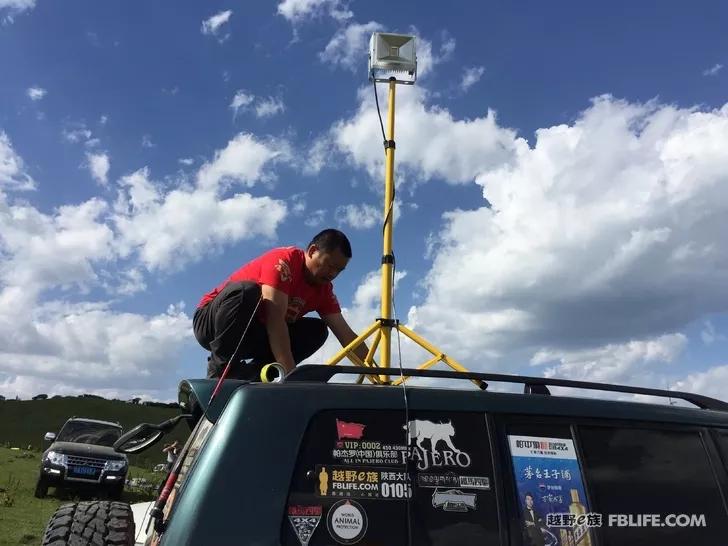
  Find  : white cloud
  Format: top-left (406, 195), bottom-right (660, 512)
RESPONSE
top-left (230, 90), bottom-right (254, 117)
top-left (460, 66), bottom-right (485, 92)
top-left (277, 0), bottom-right (352, 23)
top-left (673, 364), bottom-right (728, 402)
top-left (86, 152), bottom-right (110, 186)
top-left (26, 86), bottom-right (46, 101)
top-left (408, 97), bottom-right (728, 367)
top-left (62, 124), bottom-right (93, 144)
top-left (703, 63), bottom-right (723, 77)
top-left (700, 320), bottom-right (725, 345)
top-left (195, 132), bottom-right (287, 192)
top-left (331, 85), bottom-right (519, 184)
top-left (201, 9), bottom-right (232, 39)
top-left (335, 203), bottom-right (379, 229)
top-left (532, 333), bottom-right (687, 385)
top-left (141, 134), bottom-right (155, 149)
top-left (0, 131), bottom-right (35, 190)
top-left (304, 209), bottom-right (326, 228)
top-left (0, 0), bottom-right (35, 23)
top-left (100, 115), bottom-right (108, 125)
top-left (178, 157), bottom-right (195, 166)
top-left (0, 302), bottom-right (192, 400)
top-left (255, 96), bottom-right (285, 118)
top-left (319, 21), bottom-right (383, 72)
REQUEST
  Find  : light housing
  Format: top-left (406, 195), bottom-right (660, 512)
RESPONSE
top-left (369, 32), bottom-right (417, 84)
top-left (105, 459), bottom-right (127, 471)
top-left (46, 451), bottom-right (66, 465)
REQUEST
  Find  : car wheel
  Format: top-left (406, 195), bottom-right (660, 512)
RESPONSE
top-left (34, 476), bottom-right (49, 499)
top-left (41, 501), bottom-right (134, 546)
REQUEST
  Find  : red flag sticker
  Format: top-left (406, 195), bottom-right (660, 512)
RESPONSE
top-left (336, 419), bottom-right (365, 440)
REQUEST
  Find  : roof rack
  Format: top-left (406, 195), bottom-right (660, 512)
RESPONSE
top-left (284, 365), bottom-right (728, 412)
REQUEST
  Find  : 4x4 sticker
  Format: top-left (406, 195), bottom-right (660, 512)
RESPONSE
top-left (431, 488), bottom-right (478, 512)
top-left (327, 500), bottom-right (368, 545)
top-left (287, 505), bottom-right (322, 546)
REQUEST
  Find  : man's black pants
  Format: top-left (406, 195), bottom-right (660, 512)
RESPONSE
top-left (193, 281), bottom-right (328, 379)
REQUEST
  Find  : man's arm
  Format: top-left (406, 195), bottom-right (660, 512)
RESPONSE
top-left (261, 284), bottom-right (296, 373)
top-left (322, 312), bottom-right (370, 364)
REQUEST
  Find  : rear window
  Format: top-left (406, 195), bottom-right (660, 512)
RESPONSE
top-left (578, 425), bottom-right (728, 545)
top-left (284, 410), bottom-right (500, 546)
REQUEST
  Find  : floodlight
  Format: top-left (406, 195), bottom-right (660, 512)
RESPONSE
top-left (369, 32), bottom-right (417, 84)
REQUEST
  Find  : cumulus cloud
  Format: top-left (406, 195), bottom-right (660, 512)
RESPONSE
top-left (532, 333), bottom-right (687, 385)
top-left (195, 132), bottom-right (287, 192)
top-left (277, 0), bottom-right (352, 24)
top-left (460, 66), bottom-right (485, 92)
top-left (330, 85), bottom-right (519, 184)
top-left (703, 63), bottom-right (723, 77)
top-left (0, 131), bottom-right (35, 190)
top-left (86, 152), bottom-right (110, 186)
top-left (335, 203), bottom-right (379, 229)
top-left (230, 91), bottom-right (285, 119)
top-left (673, 364), bottom-right (728, 402)
top-left (407, 97), bottom-right (728, 369)
top-left (201, 9), bottom-right (232, 40)
top-left (26, 86), bottom-right (46, 101)
top-left (319, 21), bottom-right (383, 71)
top-left (62, 124), bottom-right (93, 144)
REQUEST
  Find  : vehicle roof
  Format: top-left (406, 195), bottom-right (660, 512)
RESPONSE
top-left (180, 376), bottom-right (728, 429)
top-left (64, 417), bottom-right (122, 428)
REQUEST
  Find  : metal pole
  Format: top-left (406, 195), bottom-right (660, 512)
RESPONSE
top-left (380, 78), bottom-right (396, 379)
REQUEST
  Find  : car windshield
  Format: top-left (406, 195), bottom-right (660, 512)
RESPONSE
top-left (57, 421), bottom-right (122, 446)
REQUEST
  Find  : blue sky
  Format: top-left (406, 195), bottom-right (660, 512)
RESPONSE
top-left (1, 0), bottom-right (727, 402)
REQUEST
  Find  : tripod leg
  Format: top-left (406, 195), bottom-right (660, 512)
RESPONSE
top-left (326, 321), bottom-right (380, 366)
top-left (397, 324), bottom-right (486, 389)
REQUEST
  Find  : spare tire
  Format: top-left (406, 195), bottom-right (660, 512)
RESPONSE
top-left (41, 501), bottom-right (135, 546)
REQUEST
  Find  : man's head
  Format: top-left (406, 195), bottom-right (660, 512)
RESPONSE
top-left (525, 493), bottom-right (534, 509)
top-left (304, 229), bottom-right (351, 286)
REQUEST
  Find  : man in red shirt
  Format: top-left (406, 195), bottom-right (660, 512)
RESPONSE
top-left (193, 229), bottom-right (369, 379)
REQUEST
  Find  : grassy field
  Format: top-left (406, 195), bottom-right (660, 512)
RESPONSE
top-left (0, 446), bottom-right (161, 545)
top-left (0, 397), bottom-right (190, 469)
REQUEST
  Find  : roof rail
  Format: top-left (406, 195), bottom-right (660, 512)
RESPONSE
top-left (284, 365), bottom-right (728, 412)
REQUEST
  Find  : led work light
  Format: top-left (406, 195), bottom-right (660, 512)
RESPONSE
top-left (368, 32), bottom-right (417, 84)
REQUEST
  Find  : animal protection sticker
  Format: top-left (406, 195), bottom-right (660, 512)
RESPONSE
top-left (287, 505), bottom-right (322, 546)
top-left (326, 500), bottom-right (368, 545)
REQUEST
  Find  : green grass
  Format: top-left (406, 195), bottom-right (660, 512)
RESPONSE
top-left (0, 397), bottom-right (190, 469)
top-left (0, 446), bottom-right (163, 545)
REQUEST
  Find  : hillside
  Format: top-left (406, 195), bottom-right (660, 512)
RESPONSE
top-left (0, 397), bottom-right (191, 468)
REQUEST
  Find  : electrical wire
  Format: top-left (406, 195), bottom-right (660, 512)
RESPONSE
top-left (373, 78), bottom-right (396, 235)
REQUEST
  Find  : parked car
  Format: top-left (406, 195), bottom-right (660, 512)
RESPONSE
top-left (35, 417), bottom-right (128, 500)
top-left (41, 365), bottom-right (728, 545)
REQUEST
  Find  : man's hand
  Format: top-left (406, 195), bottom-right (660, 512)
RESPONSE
top-left (261, 284), bottom-right (296, 373)
top-left (323, 312), bottom-right (370, 364)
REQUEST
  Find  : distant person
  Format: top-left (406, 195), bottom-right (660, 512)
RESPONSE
top-left (193, 229), bottom-right (369, 380)
top-left (162, 441), bottom-right (180, 471)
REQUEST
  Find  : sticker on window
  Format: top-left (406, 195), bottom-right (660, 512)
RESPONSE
top-left (326, 499), bottom-right (368, 545)
top-left (508, 435), bottom-right (594, 546)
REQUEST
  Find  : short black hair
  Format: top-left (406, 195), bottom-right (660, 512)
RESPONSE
top-left (309, 229), bottom-right (352, 258)
top-left (525, 492), bottom-right (534, 500)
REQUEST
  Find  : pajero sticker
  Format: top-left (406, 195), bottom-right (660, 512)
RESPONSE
top-left (316, 465), bottom-right (412, 499)
top-left (287, 505), bottom-right (322, 546)
top-left (407, 419), bottom-right (472, 470)
top-left (418, 472), bottom-right (491, 490)
top-left (431, 489), bottom-right (478, 512)
top-left (327, 500), bottom-right (368, 545)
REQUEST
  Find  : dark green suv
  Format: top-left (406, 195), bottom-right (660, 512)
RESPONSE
top-left (41, 365), bottom-right (728, 546)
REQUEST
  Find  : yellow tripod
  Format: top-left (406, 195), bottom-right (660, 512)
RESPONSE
top-left (326, 80), bottom-right (481, 387)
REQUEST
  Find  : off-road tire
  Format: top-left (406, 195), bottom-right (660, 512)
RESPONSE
top-left (34, 475), bottom-right (49, 498)
top-left (41, 501), bottom-right (134, 546)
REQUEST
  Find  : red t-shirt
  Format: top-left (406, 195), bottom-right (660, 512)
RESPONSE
top-left (197, 247), bottom-right (341, 323)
